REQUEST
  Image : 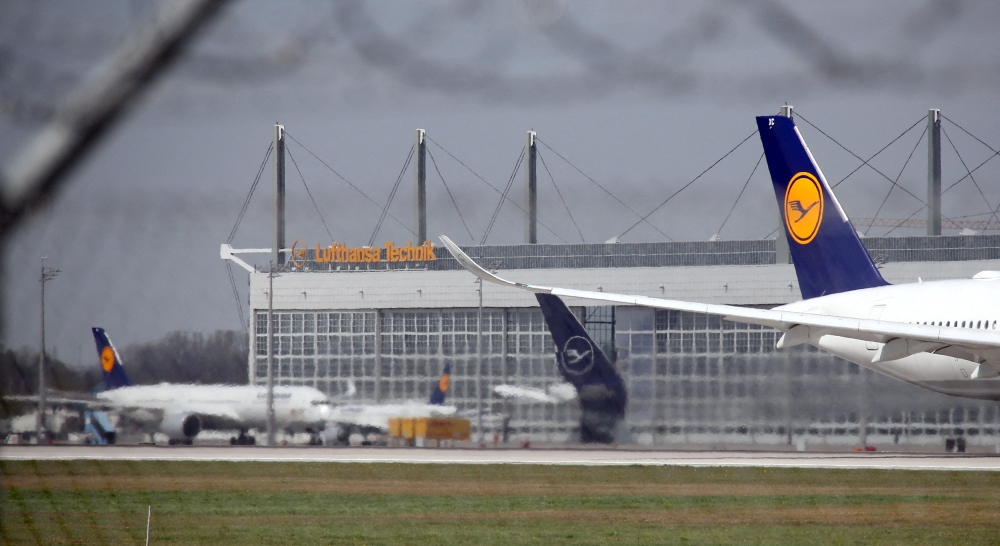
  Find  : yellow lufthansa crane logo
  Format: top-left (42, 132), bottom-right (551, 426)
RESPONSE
top-left (100, 346), bottom-right (116, 373)
top-left (289, 239), bottom-right (307, 268)
top-left (783, 172), bottom-right (824, 245)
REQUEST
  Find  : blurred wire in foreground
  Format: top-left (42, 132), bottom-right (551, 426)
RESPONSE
top-left (0, 0), bottom-right (232, 238)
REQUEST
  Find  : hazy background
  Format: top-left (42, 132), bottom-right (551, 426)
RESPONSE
top-left (2, 0), bottom-right (998, 367)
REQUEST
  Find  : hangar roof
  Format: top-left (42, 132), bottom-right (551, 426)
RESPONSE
top-left (290, 234), bottom-right (1000, 273)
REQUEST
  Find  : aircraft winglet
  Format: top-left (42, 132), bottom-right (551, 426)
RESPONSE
top-left (439, 235), bottom-right (552, 293)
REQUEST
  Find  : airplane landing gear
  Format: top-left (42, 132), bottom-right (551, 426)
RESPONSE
top-left (230, 430), bottom-right (256, 445)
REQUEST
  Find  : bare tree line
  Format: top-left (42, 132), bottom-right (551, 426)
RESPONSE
top-left (1, 329), bottom-right (248, 418)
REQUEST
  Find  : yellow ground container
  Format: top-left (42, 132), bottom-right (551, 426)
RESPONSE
top-left (388, 417), bottom-right (471, 441)
top-left (400, 418), bottom-right (416, 439)
top-left (388, 418), bottom-right (404, 438)
top-left (414, 418), bottom-right (471, 441)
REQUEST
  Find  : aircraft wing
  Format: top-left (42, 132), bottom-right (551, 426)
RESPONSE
top-left (3, 393), bottom-right (109, 409)
top-left (440, 235), bottom-right (1000, 377)
top-left (494, 385), bottom-right (560, 404)
top-left (494, 383), bottom-right (578, 404)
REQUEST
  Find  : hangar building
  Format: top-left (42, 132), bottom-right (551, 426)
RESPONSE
top-left (223, 117), bottom-right (1000, 449)
top-left (229, 235), bottom-right (1000, 448)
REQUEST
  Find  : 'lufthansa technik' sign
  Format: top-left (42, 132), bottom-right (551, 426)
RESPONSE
top-left (288, 239), bottom-right (436, 267)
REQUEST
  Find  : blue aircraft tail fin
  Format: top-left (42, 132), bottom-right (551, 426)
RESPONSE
top-left (429, 364), bottom-right (451, 405)
top-left (535, 294), bottom-right (627, 420)
top-left (92, 328), bottom-right (132, 390)
top-left (757, 114), bottom-right (889, 299)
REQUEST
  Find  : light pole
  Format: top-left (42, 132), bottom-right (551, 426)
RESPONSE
top-left (476, 277), bottom-right (484, 443)
top-left (266, 261), bottom-right (279, 446)
top-left (37, 257), bottom-right (60, 442)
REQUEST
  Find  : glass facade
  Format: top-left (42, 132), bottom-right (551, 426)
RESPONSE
top-left (253, 306), bottom-right (1000, 446)
top-left (642, 308), bottom-right (997, 447)
top-left (253, 308), bottom-right (578, 441)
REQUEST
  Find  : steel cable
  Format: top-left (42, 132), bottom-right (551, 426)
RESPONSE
top-left (716, 151), bottom-right (764, 238)
top-left (942, 126), bottom-right (999, 227)
top-left (227, 142), bottom-right (272, 243)
top-left (618, 130), bottom-right (758, 239)
top-left (796, 113), bottom-right (932, 208)
top-left (537, 137), bottom-right (672, 240)
top-left (369, 144), bottom-right (414, 246)
top-left (941, 114), bottom-right (1000, 157)
top-left (481, 147), bottom-right (525, 245)
top-left (225, 261), bottom-right (247, 335)
top-left (424, 135), bottom-right (564, 243)
top-left (286, 145), bottom-right (334, 242)
top-left (827, 116), bottom-right (925, 189)
top-left (426, 147), bottom-right (475, 244)
top-left (865, 126), bottom-right (926, 236)
top-left (885, 145), bottom-right (1000, 236)
top-left (537, 149), bottom-right (585, 243)
top-left (285, 131), bottom-right (415, 237)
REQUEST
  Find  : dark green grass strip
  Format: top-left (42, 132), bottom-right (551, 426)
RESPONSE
top-left (3, 460), bottom-right (1000, 546)
top-left (57, 459), bottom-right (109, 545)
top-left (9, 460), bottom-right (1000, 489)
top-left (1, 484), bottom-right (44, 546)
top-left (28, 460), bottom-right (78, 544)
top-left (86, 459), bottom-right (143, 544)
top-left (4, 488), bottom-right (977, 516)
top-left (165, 521), bottom-right (1000, 546)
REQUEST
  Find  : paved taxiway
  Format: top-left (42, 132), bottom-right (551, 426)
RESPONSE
top-left (3, 446), bottom-right (999, 470)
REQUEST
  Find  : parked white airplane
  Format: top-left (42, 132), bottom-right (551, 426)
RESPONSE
top-left (325, 364), bottom-right (456, 443)
top-left (91, 328), bottom-right (339, 444)
top-left (441, 113), bottom-right (1000, 402)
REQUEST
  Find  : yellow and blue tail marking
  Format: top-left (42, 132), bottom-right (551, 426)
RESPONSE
top-left (92, 327), bottom-right (132, 390)
top-left (757, 115), bottom-right (889, 299)
top-left (429, 363), bottom-right (450, 405)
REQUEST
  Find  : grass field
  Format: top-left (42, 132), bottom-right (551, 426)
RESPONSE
top-left (2, 459), bottom-right (1000, 545)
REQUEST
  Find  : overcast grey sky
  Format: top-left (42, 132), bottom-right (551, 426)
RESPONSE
top-left (2, 0), bottom-right (999, 366)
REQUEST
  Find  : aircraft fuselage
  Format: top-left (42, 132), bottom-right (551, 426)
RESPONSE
top-left (97, 384), bottom-right (330, 432)
top-left (776, 276), bottom-right (1000, 399)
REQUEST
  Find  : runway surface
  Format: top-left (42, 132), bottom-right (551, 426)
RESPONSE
top-left (3, 445), bottom-right (999, 470)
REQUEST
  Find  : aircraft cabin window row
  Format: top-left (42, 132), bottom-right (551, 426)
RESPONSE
top-left (916, 320), bottom-right (997, 329)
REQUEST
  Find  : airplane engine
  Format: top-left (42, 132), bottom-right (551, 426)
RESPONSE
top-left (161, 413), bottom-right (201, 443)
